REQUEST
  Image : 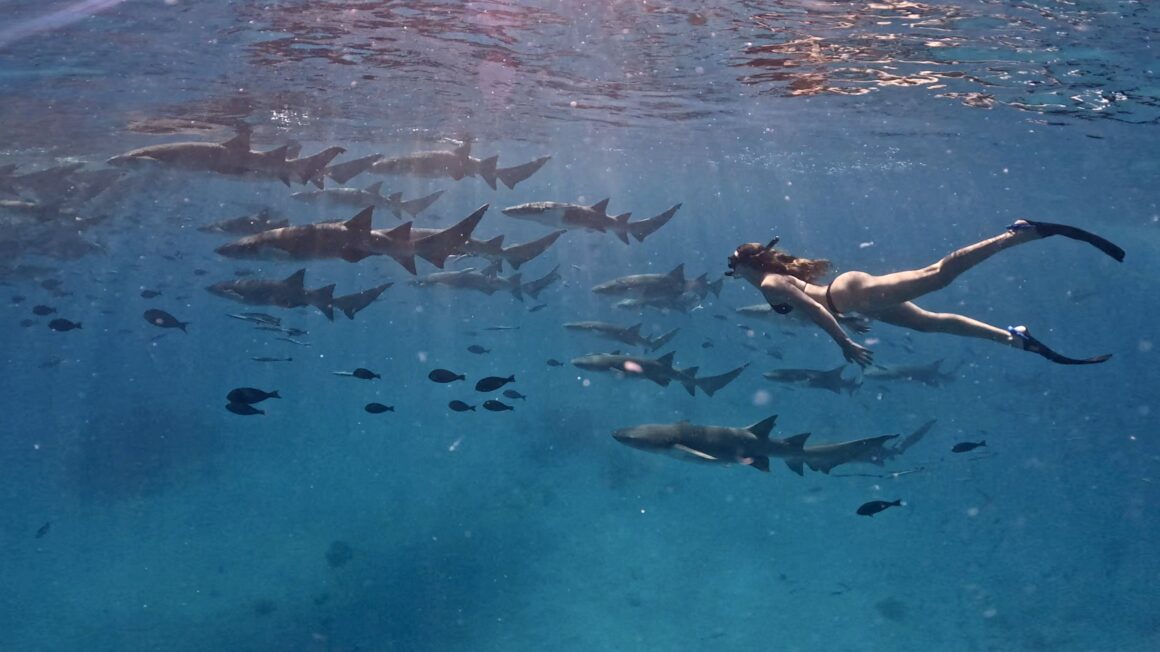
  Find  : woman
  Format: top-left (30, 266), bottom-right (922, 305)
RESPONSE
top-left (726, 220), bottom-right (1124, 367)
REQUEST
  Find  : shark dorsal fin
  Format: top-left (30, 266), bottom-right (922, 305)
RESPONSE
top-left (785, 432), bottom-right (811, 449)
top-left (656, 351), bottom-right (675, 368)
top-left (667, 263), bottom-right (686, 282)
top-left (627, 323), bottom-right (642, 337)
top-left (672, 444), bottom-right (717, 462)
top-left (345, 207), bottom-right (374, 231)
top-left (263, 144), bottom-right (290, 159)
top-left (364, 181), bottom-right (384, 195)
top-left (746, 415), bottom-right (778, 439)
top-left (590, 198), bottom-right (610, 215)
top-left (387, 191), bottom-right (403, 202)
top-left (284, 268), bottom-right (307, 288)
top-left (385, 220), bottom-right (412, 240)
top-left (221, 130), bottom-right (251, 151)
top-left (483, 235), bottom-right (504, 248)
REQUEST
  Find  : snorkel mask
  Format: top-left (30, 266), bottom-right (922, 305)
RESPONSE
top-left (725, 235), bottom-right (779, 277)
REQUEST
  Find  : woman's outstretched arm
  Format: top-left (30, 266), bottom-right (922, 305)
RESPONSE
top-left (759, 277), bottom-right (873, 366)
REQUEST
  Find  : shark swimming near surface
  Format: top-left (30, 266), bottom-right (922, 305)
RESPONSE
top-left (612, 415), bottom-right (809, 472)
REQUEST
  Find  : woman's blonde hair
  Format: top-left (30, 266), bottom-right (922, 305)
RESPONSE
top-left (731, 242), bottom-right (831, 283)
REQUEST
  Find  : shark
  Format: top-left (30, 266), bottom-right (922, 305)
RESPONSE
top-left (614, 293), bottom-right (702, 313)
top-left (564, 321), bottom-right (680, 352)
top-left (410, 266), bottom-right (524, 300)
top-left (214, 206), bottom-right (388, 264)
top-left (502, 199), bottom-right (679, 244)
top-left (763, 365), bottom-right (862, 395)
top-left (370, 143), bottom-right (500, 188)
top-left (325, 153), bottom-right (384, 185)
top-left (107, 131), bottom-right (344, 187)
top-left (418, 229), bottom-right (564, 272)
top-left (782, 433), bottom-right (901, 475)
top-left (495, 155), bottom-right (552, 190)
top-left (291, 182), bottom-right (444, 220)
top-left (864, 360), bottom-right (959, 387)
top-left (592, 263), bottom-right (721, 300)
top-left (198, 208), bottom-right (289, 235)
top-left (206, 268), bottom-right (335, 320)
top-left (332, 283), bottom-right (393, 320)
top-left (571, 351), bottom-right (748, 397)
top-left (612, 415), bottom-right (810, 473)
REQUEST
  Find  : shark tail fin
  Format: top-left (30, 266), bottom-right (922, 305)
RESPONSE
top-left (294, 146), bottom-right (347, 187)
top-left (628, 203), bottom-right (681, 243)
top-left (326, 153), bottom-right (382, 185)
top-left (648, 327), bottom-right (680, 352)
top-left (508, 273), bottom-right (524, 302)
top-left (503, 230), bottom-right (564, 270)
top-left (523, 266), bottom-right (560, 300)
top-left (678, 367), bottom-right (698, 396)
top-left (612, 213), bottom-right (632, 245)
top-left (402, 189), bottom-right (444, 216)
top-left (414, 203), bottom-right (486, 268)
top-left (497, 155), bottom-right (551, 189)
top-left (479, 155), bottom-right (498, 190)
top-left (695, 363), bottom-right (749, 397)
top-left (311, 284), bottom-right (336, 321)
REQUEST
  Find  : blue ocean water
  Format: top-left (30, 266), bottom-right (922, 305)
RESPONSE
top-left (1, 1), bottom-right (1157, 650)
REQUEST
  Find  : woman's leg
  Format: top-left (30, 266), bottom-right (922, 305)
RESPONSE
top-left (832, 223), bottom-right (1039, 313)
top-left (869, 302), bottom-right (1016, 346)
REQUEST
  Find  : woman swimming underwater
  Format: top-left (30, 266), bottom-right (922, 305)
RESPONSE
top-left (726, 220), bottom-right (1125, 367)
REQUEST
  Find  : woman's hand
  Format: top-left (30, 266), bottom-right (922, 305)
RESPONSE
top-left (842, 340), bottom-right (874, 367)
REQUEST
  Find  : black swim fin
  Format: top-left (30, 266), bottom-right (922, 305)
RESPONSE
top-left (1027, 220), bottom-right (1125, 262)
top-left (1008, 326), bottom-right (1111, 366)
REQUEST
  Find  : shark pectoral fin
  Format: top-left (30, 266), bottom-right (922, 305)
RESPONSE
top-left (748, 456), bottom-right (771, 472)
top-left (340, 248), bottom-right (375, 263)
top-left (785, 459), bottom-right (804, 476)
top-left (672, 444), bottom-right (718, 462)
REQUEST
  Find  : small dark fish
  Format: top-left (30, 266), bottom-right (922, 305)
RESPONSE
top-left (951, 441), bottom-right (987, 453)
top-left (483, 325), bottom-right (519, 331)
top-left (32, 304), bottom-right (56, 316)
top-left (140, 289), bottom-right (162, 298)
top-left (251, 356), bottom-right (293, 363)
top-left (10, 295), bottom-right (26, 304)
top-left (228, 312), bottom-right (281, 326)
top-left (528, 303), bottom-right (548, 313)
top-left (483, 399), bottom-right (514, 412)
top-left (277, 337), bottom-right (311, 346)
top-left (143, 308), bottom-right (189, 332)
top-left (226, 402), bottom-right (264, 416)
top-left (193, 268), bottom-right (208, 276)
top-left (714, 314), bottom-right (728, 321)
top-left (364, 402), bottom-right (394, 414)
top-left (502, 389), bottom-right (526, 400)
top-left (19, 318), bottom-right (35, 328)
top-left (429, 368), bottom-right (466, 383)
top-left (448, 400), bottom-right (475, 412)
top-left (857, 500), bottom-right (903, 517)
top-left (48, 318), bottom-right (81, 332)
top-left (475, 375), bottom-right (515, 392)
top-left (35, 521), bottom-right (51, 538)
top-left (352, 368), bottom-right (380, 380)
top-left (226, 387), bottom-right (281, 404)
top-left (233, 268), bottom-right (256, 277)
top-left (467, 344), bottom-right (490, 355)
top-left (701, 340), bottom-right (714, 349)
top-left (546, 359), bottom-right (564, 367)
top-left (41, 279), bottom-right (63, 290)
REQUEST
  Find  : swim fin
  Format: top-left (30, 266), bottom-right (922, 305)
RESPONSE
top-left (1017, 220), bottom-right (1125, 262)
top-left (1008, 325), bottom-right (1111, 365)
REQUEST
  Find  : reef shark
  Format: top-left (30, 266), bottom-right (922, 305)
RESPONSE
top-left (782, 434), bottom-right (901, 475)
top-left (502, 200), bottom-right (679, 244)
top-left (371, 142), bottom-right (500, 188)
top-left (214, 206), bottom-right (389, 264)
top-left (864, 360), bottom-right (959, 387)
